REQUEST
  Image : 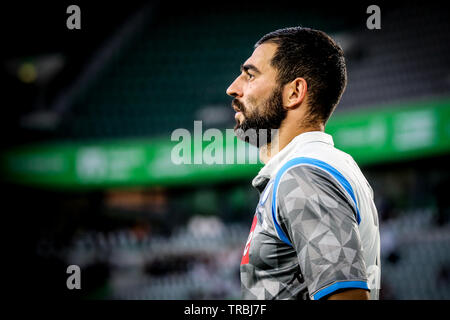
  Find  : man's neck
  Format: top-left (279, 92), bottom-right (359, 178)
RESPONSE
top-left (259, 123), bottom-right (324, 164)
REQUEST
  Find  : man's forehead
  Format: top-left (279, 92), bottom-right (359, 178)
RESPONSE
top-left (243, 42), bottom-right (278, 73)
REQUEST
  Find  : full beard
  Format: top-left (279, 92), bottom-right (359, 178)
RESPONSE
top-left (233, 86), bottom-right (287, 147)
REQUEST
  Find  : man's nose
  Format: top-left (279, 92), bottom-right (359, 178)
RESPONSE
top-left (226, 78), bottom-right (243, 98)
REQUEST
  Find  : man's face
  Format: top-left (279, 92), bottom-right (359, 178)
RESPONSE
top-left (226, 43), bottom-right (287, 146)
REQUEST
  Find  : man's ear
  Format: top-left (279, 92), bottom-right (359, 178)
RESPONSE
top-left (283, 77), bottom-right (307, 109)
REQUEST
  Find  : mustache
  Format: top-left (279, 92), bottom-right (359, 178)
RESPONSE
top-left (232, 99), bottom-right (246, 113)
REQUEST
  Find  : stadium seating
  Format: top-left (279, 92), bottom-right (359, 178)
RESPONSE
top-left (53, 3), bottom-right (450, 140)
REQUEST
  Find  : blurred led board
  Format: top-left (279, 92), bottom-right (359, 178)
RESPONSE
top-left (1, 98), bottom-right (450, 190)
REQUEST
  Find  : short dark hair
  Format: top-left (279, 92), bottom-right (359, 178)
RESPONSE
top-left (255, 27), bottom-right (347, 124)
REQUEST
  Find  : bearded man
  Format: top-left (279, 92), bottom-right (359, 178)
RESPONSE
top-left (226, 27), bottom-right (381, 300)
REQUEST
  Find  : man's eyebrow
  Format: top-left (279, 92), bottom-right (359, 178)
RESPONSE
top-left (240, 64), bottom-right (261, 75)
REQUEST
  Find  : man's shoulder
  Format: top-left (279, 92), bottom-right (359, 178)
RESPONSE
top-left (280, 143), bottom-right (362, 181)
top-left (273, 149), bottom-right (351, 182)
top-left (273, 157), bottom-right (348, 195)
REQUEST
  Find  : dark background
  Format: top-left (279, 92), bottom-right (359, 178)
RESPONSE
top-left (1, 0), bottom-right (449, 299)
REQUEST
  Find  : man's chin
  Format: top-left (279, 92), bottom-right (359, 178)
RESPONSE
top-left (234, 115), bottom-right (246, 130)
top-left (234, 126), bottom-right (273, 148)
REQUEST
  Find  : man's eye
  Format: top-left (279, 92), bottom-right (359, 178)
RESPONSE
top-left (247, 73), bottom-right (254, 80)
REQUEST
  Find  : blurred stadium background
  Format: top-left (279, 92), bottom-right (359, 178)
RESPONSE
top-left (1, 1), bottom-right (449, 299)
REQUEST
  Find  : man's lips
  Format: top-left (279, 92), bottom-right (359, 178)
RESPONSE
top-left (232, 104), bottom-right (244, 121)
top-left (232, 100), bottom-right (246, 122)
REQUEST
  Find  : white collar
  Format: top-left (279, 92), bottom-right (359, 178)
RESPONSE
top-left (252, 131), bottom-right (334, 188)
